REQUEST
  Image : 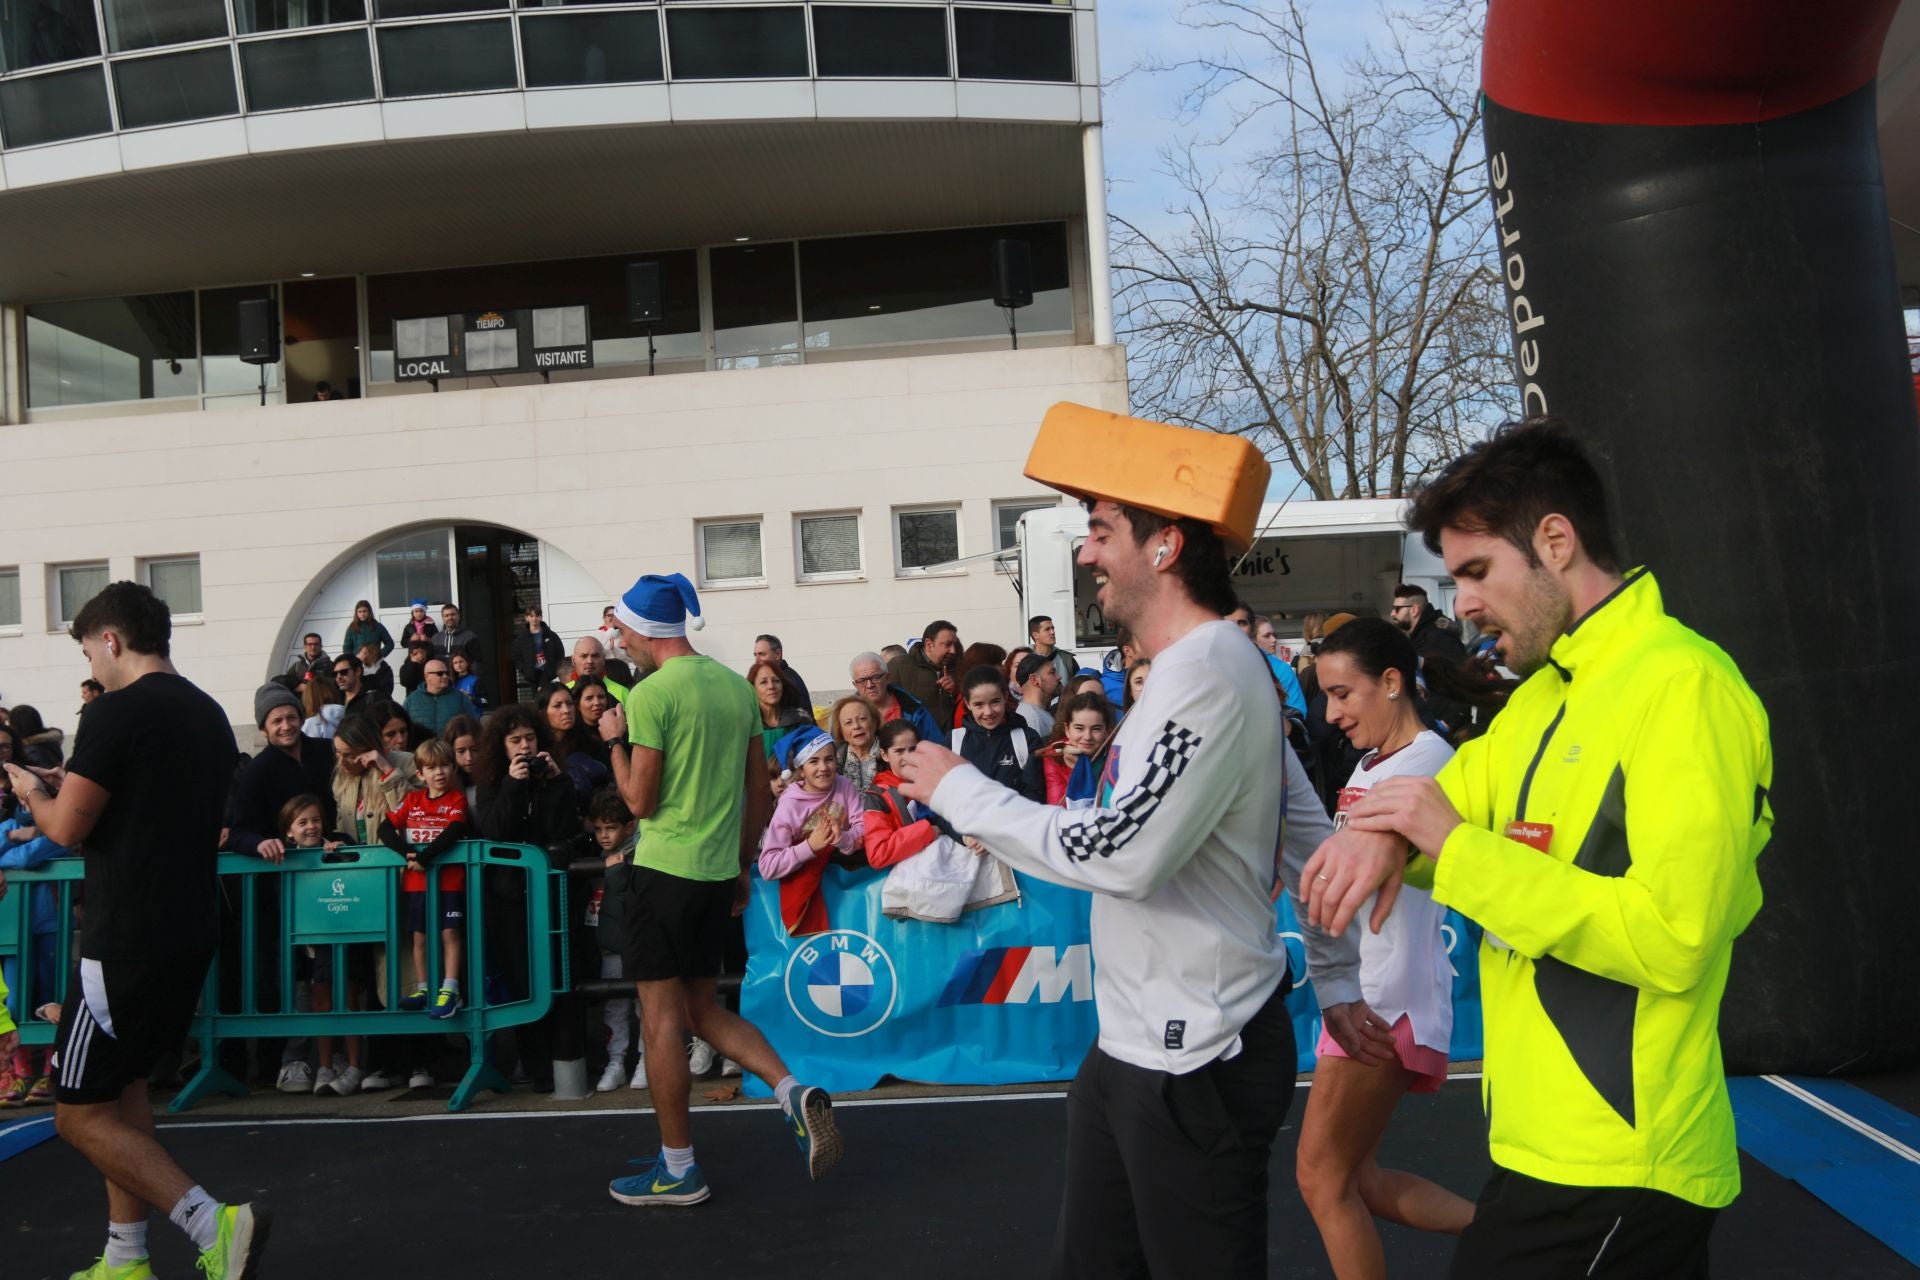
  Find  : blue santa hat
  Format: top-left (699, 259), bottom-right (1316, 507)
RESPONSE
top-left (613, 572), bottom-right (705, 638)
top-left (775, 725), bottom-right (833, 779)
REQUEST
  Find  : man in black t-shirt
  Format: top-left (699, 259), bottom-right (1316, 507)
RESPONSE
top-left (4, 582), bottom-right (271, 1279)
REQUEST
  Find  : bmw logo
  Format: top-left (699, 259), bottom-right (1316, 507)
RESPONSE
top-left (783, 930), bottom-right (898, 1038)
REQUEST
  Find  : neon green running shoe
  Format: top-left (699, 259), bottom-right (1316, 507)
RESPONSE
top-left (195, 1203), bottom-right (272, 1280)
top-left (69, 1258), bottom-right (155, 1280)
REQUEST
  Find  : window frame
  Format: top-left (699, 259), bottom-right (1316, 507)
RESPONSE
top-left (142, 554), bottom-right (204, 622)
top-left (892, 502), bottom-right (964, 577)
top-left (51, 562), bottom-right (110, 630)
top-left (0, 567), bottom-right (20, 633)
top-left (793, 509), bottom-right (864, 584)
top-left (992, 497), bottom-right (1057, 551)
top-left (695, 516), bottom-right (767, 589)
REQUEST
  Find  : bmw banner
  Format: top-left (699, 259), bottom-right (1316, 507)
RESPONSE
top-left (741, 866), bottom-right (1483, 1094)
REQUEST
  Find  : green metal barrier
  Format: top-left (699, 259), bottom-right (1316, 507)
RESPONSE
top-left (0, 842), bottom-right (571, 1113)
top-left (0, 857), bottom-right (81, 1050)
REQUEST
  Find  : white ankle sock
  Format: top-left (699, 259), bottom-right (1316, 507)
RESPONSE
top-left (662, 1143), bottom-right (695, 1177)
top-left (105, 1219), bottom-right (148, 1265)
top-left (169, 1185), bottom-right (221, 1251)
top-left (440, 977), bottom-right (460, 993)
top-left (774, 1075), bottom-right (800, 1115)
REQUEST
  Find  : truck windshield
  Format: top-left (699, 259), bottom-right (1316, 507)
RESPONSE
top-left (1072, 538), bottom-right (1118, 646)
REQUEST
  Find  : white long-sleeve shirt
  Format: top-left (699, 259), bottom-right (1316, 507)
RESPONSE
top-left (935, 618), bottom-right (1310, 1074)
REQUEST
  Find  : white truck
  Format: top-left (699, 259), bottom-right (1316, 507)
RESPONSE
top-left (1012, 499), bottom-right (1455, 667)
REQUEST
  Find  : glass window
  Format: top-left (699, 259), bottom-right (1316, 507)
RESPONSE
top-left (102, 0), bottom-right (231, 53)
top-left (811, 6), bottom-right (946, 78)
top-left (377, 0), bottom-right (508, 17)
top-left (26, 294), bottom-right (199, 408)
top-left (112, 47), bottom-right (241, 129)
top-left (954, 7), bottom-right (1071, 82)
top-left (376, 20), bottom-right (517, 97)
top-left (0, 0), bottom-right (101, 74)
top-left (146, 557), bottom-right (203, 616)
top-left (234, 0), bottom-right (368, 34)
top-left (199, 286), bottom-right (283, 397)
top-left (0, 65), bottom-right (114, 149)
top-left (711, 241), bottom-right (797, 366)
top-left (0, 569), bottom-right (19, 628)
top-left (665, 6), bottom-right (806, 80)
top-left (699, 520), bottom-right (764, 585)
top-left (520, 10), bottom-right (663, 86)
top-left (994, 498), bottom-right (1055, 550)
top-left (56, 564), bottom-right (109, 626)
top-left (895, 506), bottom-right (959, 572)
top-left (800, 222), bottom-right (1072, 350)
top-left (241, 31), bottom-right (377, 110)
top-left (797, 513), bottom-right (861, 580)
top-left (375, 530), bottom-right (452, 609)
top-left (366, 250), bottom-right (700, 379)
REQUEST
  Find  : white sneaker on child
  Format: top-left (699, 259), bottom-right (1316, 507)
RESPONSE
top-left (688, 1038), bottom-right (716, 1075)
top-left (596, 1062), bottom-right (627, 1092)
top-left (629, 1057), bottom-right (648, 1090)
top-left (721, 1058), bottom-right (742, 1077)
top-left (408, 1069), bottom-right (434, 1089)
top-left (330, 1066), bottom-right (364, 1096)
top-left (276, 1062), bottom-right (312, 1093)
top-left (313, 1066), bottom-right (338, 1094)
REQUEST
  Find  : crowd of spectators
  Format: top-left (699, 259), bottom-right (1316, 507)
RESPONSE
top-left (0, 589), bottom-right (1504, 1107)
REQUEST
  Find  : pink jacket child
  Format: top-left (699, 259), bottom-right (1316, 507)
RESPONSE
top-left (757, 727), bottom-right (865, 936)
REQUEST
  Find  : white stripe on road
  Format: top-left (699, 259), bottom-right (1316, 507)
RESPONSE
top-left (1761, 1074), bottom-right (1920, 1167)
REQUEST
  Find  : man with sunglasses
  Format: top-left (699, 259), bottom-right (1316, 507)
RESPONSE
top-left (332, 658), bottom-right (377, 717)
top-left (405, 658), bottom-right (477, 736)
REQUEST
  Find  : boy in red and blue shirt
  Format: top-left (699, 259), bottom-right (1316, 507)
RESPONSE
top-left (378, 738), bottom-right (470, 1019)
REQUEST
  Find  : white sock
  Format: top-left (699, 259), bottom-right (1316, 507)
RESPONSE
top-left (170, 1185), bottom-right (222, 1252)
top-left (662, 1143), bottom-right (695, 1177)
top-left (105, 1219), bottom-right (148, 1265)
top-left (440, 977), bottom-right (460, 994)
top-left (774, 1075), bottom-right (800, 1116)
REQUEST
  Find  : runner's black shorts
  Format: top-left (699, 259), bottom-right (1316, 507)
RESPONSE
top-left (621, 866), bottom-right (733, 983)
top-left (404, 890), bottom-right (465, 937)
top-left (51, 954), bottom-right (212, 1105)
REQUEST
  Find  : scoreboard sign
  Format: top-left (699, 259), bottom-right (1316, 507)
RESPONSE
top-left (393, 305), bottom-right (593, 380)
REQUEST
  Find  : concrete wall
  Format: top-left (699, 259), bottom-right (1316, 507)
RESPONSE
top-left (0, 343), bottom-right (1128, 739)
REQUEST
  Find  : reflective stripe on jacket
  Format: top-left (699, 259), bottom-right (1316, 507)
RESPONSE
top-left (1409, 568), bottom-right (1771, 1208)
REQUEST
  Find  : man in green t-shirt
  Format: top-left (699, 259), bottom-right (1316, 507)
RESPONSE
top-left (597, 572), bottom-right (843, 1206)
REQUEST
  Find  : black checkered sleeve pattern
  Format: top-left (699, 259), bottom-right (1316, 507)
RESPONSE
top-left (1058, 721), bottom-right (1205, 863)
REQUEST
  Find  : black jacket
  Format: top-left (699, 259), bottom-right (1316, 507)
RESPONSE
top-left (226, 736), bottom-right (338, 855)
top-left (512, 624), bottom-right (567, 689)
top-left (954, 714), bottom-right (1046, 804)
top-left (475, 771), bottom-right (579, 850)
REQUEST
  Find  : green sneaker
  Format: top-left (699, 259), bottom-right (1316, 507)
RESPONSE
top-left (69, 1259), bottom-right (156, 1280)
top-left (195, 1203), bottom-right (271, 1280)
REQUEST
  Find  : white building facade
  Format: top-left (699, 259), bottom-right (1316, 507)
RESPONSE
top-left (0, 0), bottom-right (1124, 736)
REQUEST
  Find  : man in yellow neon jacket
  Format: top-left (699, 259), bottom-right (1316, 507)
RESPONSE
top-left (1304, 419), bottom-right (1772, 1278)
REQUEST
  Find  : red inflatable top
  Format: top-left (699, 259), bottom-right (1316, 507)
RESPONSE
top-left (1482, 0), bottom-right (1901, 125)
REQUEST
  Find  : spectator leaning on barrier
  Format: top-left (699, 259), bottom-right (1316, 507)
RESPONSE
top-left (512, 605), bottom-right (566, 691)
top-left (889, 620), bottom-right (961, 730)
top-left (228, 684), bottom-right (337, 861)
top-left (952, 666), bottom-right (1046, 804)
top-left (343, 599), bottom-right (394, 665)
top-left (848, 653), bottom-right (942, 746)
top-left (2, 580), bottom-right (271, 1277)
top-left (406, 658), bottom-right (478, 736)
top-left (751, 634), bottom-right (812, 713)
top-left (828, 695), bottom-right (883, 793)
top-left (1, 787), bottom-right (73, 1105)
top-left (472, 704), bottom-right (576, 848)
top-left (286, 633), bottom-right (331, 686)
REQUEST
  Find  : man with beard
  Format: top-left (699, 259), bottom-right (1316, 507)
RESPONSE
top-left (1305, 419), bottom-right (1772, 1278)
top-left (899, 404), bottom-right (1340, 1278)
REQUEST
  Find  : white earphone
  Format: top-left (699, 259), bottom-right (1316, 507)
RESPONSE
top-left (1153, 545), bottom-right (1170, 566)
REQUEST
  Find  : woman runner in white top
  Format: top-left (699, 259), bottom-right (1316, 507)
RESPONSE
top-left (1297, 617), bottom-right (1475, 1278)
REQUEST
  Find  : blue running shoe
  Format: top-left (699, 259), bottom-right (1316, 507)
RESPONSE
top-left (397, 986), bottom-right (429, 1012)
top-left (609, 1155), bottom-right (711, 1206)
top-left (787, 1085), bottom-right (843, 1181)
top-left (426, 986), bottom-right (460, 1020)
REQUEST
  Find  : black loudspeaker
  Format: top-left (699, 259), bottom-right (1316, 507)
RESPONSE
top-left (992, 239), bottom-right (1033, 309)
top-left (238, 298), bottom-right (279, 365)
top-left (627, 261), bottom-right (663, 324)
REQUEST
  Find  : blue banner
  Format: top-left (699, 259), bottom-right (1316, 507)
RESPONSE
top-left (741, 867), bottom-right (1483, 1094)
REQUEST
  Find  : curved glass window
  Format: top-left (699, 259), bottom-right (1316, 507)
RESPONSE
top-left (0, 0), bottom-right (101, 74)
top-left (519, 10), bottom-right (664, 86)
top-left (241, 30), bottom-right (377, 110)
top-left (112, 47), bottom-right (241, 129)
top-left (665, 7), bottom-right (806, 80)
top-left (954, 6), bottom-right (1071, 82)
top-left (234, 0), bottom-right (369, 35)
top-left (0, 64), bottom-right (113, 148)
top-left (376, 19), bottom-right (517, 96)
top-left (811, 6), bottom-right (948, 78)
top-left (377, 0), bottom-right (509, 17)
top-left (102, 0), bottom-right (231, 53)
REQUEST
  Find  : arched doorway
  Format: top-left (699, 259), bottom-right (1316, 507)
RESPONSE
top-left (282, 522), bottom-right (606, 708)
